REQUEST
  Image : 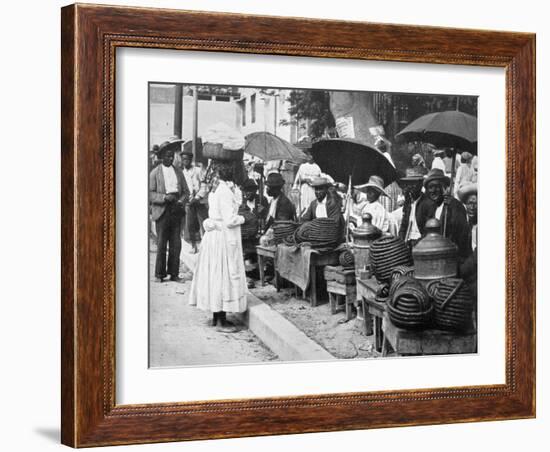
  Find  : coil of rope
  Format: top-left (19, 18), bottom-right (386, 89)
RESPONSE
top-left (426, 278), bottom-right (474, 331)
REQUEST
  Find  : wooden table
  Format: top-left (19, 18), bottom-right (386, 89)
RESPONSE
top-left (308, 250), bottom-right (340, 307)
top-left (381, 312), bottom-right (477, 356)
top-left (256, 245), bottom-right (279, 291)
top-left (357, 278), bottom-right (385, 350)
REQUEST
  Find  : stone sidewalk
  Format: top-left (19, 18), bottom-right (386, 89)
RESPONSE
top-left (148, 249), bottom-right (279, 368)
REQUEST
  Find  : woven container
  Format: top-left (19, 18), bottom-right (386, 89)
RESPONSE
top-left (339, 249), bottom-right (355, 268)
top-left (426, 278), bottom-right (474, 332)
top-left (370, 235), bottom-right (413, 283)
top-left (273, 221), bottom-right (298, 244)
top-left (387, 276), bottom-right (433, 330)
top-left (203, 142), bottom-right (244, 161)
top-left (295, 218), bottom-right (341, 248)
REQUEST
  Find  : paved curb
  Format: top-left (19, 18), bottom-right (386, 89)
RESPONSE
top-left (239, 292), bottom-right (336, 362)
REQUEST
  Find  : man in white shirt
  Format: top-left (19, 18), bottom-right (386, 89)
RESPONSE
top-left (149, 144), bottom-right (189, 282)
top-left (300, 177), bottom-right (340, 222)
top-left (180, 152), bottom-right (202, 252)
top-left (392, 167), bottom-right (427, 247)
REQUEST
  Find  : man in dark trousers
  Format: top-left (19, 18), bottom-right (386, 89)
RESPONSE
top-left (149, 143), bottom-right (190, 282)
top-left (264, 172), bottom-right (296, 232)
top-left (416, 168), bottom-right (471, 262)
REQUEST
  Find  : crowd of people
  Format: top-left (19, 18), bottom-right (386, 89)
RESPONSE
top-left (149, 139), bottom-right (478, 334)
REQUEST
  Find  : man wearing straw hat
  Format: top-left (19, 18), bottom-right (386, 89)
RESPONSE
top-left (149, 144), bottom-right (190, 282)
top-left (392, 167), bottom-right (428, 247)
top-left (300, 177), bottom-right (342, 222)
top-left (354, 175), bottom-right (395, 235)
top-left (417, 168), bottom-right (471, 261)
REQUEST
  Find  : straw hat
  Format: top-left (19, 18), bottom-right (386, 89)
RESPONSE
top-left (310, 176), bottom-right (331, 188)
top-left (457, 183), bottom-right (477, 203)
top-left (354, 175), bottom-right (388, 197)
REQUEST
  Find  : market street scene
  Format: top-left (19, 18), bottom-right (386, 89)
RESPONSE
top-left (148, 84), bottom-right (478, 367)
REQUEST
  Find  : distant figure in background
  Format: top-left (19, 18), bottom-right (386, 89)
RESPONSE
top-left (149, 146), bottom-right (190, 282)
top-left (264, 173), bottom-right (297, 232)
top-left (180, 152), bottom-right (202, 253)
top-left (431, 149), bottom-right (447, 174)
top-left (355, 175), bottom-right (395, 235)
top-left (454, 151), bottom-right (476, 198)
top-left (374, 137), bottom-right (401, 213)
top-left (411, 153), bottom-right (426, 169)
top-left (188, 164), bottom-right (247, 333)
top-left (443, 149), bottom-right (460, 176)
top-left (293, 150), bottom-right (322, 216)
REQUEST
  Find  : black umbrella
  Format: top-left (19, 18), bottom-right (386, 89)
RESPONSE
top-left (395, 110), bottom-right (478, 153)
top-left (310, 138), bottom-right (398, 186)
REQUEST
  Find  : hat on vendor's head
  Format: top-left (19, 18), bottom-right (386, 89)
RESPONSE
top-left (265, 172), bottom-right (285, 187)
top-left (461, 151), bottom-right (473, 163)
top-left (354, 175), bottom-right (388, 197)
top-left (157, 139), bottom-right (182, 157)
top-left (310, 176), bottom-right (332, 188)
top-left (242, 178), bottom-right (259, 191)
top-left (457, 183), bottom-right (478, 204)
top-left (432, 148), bottom-right (446, 156)
top-left (423, 168), bottom-right (451, 188)
top-left (398, 167), bottom-right (428, 186)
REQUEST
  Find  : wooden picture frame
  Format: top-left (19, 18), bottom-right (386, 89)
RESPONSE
top-left (61, 3), bottom-right (535, 447)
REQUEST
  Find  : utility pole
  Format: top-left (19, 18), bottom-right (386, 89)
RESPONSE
top-left (192, 86), bottom-right (199, 162)
top-left (173, 84), bottom-right (183, 138)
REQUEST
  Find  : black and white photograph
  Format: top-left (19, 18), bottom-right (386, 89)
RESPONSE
top-left (148, 83), bottom-right (479, 367)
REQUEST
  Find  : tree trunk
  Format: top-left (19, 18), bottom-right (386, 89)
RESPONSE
top-left (329, 91), bottom-right (379, 146)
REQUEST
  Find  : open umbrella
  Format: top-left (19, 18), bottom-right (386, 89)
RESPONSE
top-left (310, 138), bottom-right (398, 186)
top-left (395, 110), bottom-right (477, 153)
top-left (244, 131), bottom-right (309, 163)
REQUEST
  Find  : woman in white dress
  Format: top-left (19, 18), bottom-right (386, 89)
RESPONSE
top-left (188, 164), bottom-right (247, 332)
top-left (293, 152), bottom-right (322, 215)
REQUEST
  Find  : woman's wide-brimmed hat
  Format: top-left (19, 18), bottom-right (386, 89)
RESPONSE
top-left (457, 183), bottom-right (478, 203)
top-left (398, 167), bottom-right (428, 186)
top-left (310, 176), bottom-right (331, 188)
top-left (265, 172), bottom-right (285, 187)
top-left (354, 175), bottom-right (388, 197)
top-left (242, 178), bottom-right (259, 191)
top-left (423, 168), bottom-right (451, 188)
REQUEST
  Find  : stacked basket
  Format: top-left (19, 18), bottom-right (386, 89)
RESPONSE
top-left (426, 278), bottom-right (474, 332)
top-left (387, 276), bottom-right (433, 330)
top-left (294, 218), bottom-right (342, 249)
top-left (272, 221), bottom-right (299, 245)
top-left (370, 235), bottom-right (413, 283)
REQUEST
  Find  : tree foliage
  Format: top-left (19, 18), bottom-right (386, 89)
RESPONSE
top-left (285, 90), bottom-right (335, 139)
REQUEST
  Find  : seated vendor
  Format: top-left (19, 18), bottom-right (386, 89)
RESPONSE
top-left (238, 178), bottom-right (268, 288)
top-left (354, 175), bottom-right (396, 235)
top-left (264, 172), bottom-right (297, 232)
top-left (300, 177), bottom-right (343, 222)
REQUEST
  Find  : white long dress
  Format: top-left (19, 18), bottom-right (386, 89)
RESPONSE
top-left (188, 181), bottom-right (247, 313)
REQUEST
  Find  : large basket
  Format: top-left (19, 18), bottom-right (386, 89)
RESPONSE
top-left (203, 142), bottom-right (244, 161)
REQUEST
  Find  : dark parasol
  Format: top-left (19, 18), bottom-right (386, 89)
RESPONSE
top-left (310, 138), bottom-right (398, 186)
